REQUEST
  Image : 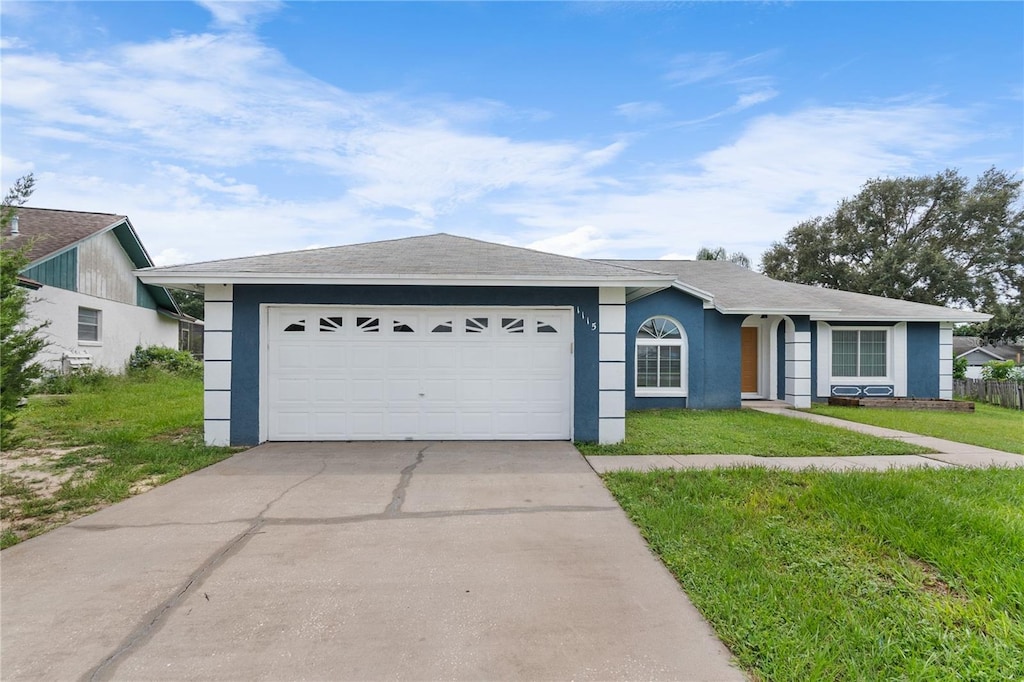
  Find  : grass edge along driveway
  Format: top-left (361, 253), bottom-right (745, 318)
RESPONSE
top-left (605, 466), bottom-right (1024, 681)
top-left (1, 371), bottom-right (238, 549)
top-left (577, 408), bottom-right (931, 457)
top-left (811, 402), bottom-right (1024, 455)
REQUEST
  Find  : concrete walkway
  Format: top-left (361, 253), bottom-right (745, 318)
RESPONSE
top-left (588, 406), bottom-right (1024, 474)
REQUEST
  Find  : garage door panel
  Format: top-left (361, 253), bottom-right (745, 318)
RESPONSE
top-left (274, 378), bottom-right (309, 402)
top-left (313, 378), bottom-right (347, 402)
top-left (273, 412), bottom-right (310, 438)
top-left (313, 413), bottom-right (348, 436)
top-left (266, 306), bottom-right (572, 441)
top-left (387, 378), bottom-right (422, 401)
top-left (421, 378), bottom-right (457, 401)
top-left (311, 345), bottom-right (347, 369)
top-left (276, 345), bottom-right (311, 369)
top-left (348, 413), bottom-right (385, 437)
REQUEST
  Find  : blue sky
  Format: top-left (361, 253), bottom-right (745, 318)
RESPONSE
top-left (2, 1), bottom-right (1021, 266)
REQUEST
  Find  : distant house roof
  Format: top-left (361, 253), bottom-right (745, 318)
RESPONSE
top-left (4, 207), bottom-right (179, 313)
top-left (953, 337), bottom-right (1023, 363)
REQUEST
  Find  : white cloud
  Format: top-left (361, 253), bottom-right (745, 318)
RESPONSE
top-left (195, 1), bottom-right (283, 30)
top-left (526, 225), bottom-right (611, 258)
top-left (665, 51), bottom-right (776, 87)
top-left (492, 102), bottom-right (972, 262)
top-left (614, 101), bottom-right (668, 121)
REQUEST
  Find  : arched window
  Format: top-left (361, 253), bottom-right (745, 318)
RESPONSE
top-left (636, 316), bottom-right (687, 396)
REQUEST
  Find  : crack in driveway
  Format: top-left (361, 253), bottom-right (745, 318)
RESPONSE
top-left (385, 443), bottom-right (431, 515)
top-left (82, 456), bottom-right (330, 682)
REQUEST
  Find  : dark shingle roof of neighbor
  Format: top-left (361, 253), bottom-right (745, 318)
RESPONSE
top-left (142, 233), bottom-right (670, 281)
top-left (2, 207), bottom-right (127, 264)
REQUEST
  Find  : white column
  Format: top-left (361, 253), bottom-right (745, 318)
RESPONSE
top-left (785, 327), bottom-right (812, 408)
top-left (893, 322), bottom-right (908, 397)
top-left (598, 288), bottom-right (626, 444)
top-left (203, 284), bottom-right (233, 446)
top-left (816, 322), bottom-right (831, 399)
top-left (939, 322), bottom-right (954, 399)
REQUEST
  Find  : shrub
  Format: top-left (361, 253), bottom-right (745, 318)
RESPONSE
top-left (953, 356), bottom-right (968, 380)
top-left (34, 366), bottom-right (114, 395)
top-left (980, 359), bottom-right (1018, 381)
top-left (127, 345), bottom-right (202, 378)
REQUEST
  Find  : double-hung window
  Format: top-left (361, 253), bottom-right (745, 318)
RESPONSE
top-left (635, 316), bottom-right (687, 396)
top-left (78, 307), bottom-right (101, 342)
top-left (831, 328), bottom-right (887, 378)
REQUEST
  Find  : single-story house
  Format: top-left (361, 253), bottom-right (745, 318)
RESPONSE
top-left (5, 208), bottom-right (183, 371)
top-left (137, 234), bottom-right (990, 446)
top-left (953, 336), bottom-right (1023, 379)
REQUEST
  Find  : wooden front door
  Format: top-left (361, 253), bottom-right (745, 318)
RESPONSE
top-left (741, 327), bottom-right (759, 394)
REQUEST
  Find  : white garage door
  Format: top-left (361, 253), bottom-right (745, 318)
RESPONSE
top-left (265, 306), bottom-right (573, 440)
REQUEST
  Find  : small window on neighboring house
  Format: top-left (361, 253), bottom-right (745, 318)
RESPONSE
top-left (78, 307), bottom-right (100, 342)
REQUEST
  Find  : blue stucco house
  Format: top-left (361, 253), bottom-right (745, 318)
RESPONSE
top-left (138, 234), bottom-right (989, 446)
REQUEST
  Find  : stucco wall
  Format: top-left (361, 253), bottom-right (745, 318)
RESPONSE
top-left (623, 289), bottom-right (702, 410)
top-left (907, 322), bottom-right (940, 397)
top-left (25, 285), bottom-right (179, 371)
top-left (228, 284), bottom-right (601, 446)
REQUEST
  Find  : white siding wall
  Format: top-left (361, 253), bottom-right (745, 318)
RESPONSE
top-left (77, 231), bottom-right (138, 305)
top-left (26, 286), bottom-right (178, 371)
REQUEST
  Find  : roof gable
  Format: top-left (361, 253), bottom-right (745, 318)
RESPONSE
top-left (5, 207), bottom-right (178, 313)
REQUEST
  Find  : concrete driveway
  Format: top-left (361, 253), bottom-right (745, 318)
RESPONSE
top-left (2, 442), bottom-right (742, 681)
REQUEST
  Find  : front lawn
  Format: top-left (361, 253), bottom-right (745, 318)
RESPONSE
top-left (605, 467), bottom-right (1024, 681)
top-left (1, 371), bottom-right (238, 548)
top-left (576, 408), bottom-right (931, 456)
top-left (811, 402), bottom-right (1024, 454)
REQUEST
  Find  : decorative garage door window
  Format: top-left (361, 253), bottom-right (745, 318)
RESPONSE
top-left (265, 306), bottom-right (574, 441)
top-left (635, 316), bottom-right (687, 397)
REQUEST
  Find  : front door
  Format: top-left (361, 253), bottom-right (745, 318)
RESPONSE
top-left (741, 326), bottom-right (759, 395)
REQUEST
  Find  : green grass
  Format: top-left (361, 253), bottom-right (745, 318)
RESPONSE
top-left (811, 402), bottom-right (1024, 455)
top-left (1, 371), bottom-right (237, 548)
top-left (576, 408), bottom-right (931, 456)
top-left (605, 467), bottom-right (1024, 681)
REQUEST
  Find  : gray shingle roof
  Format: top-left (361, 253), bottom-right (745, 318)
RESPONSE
top-left (2, 207), bottom-right (126, 264)
top-left (142, 233), bottom-right (670, 281)
top-left (602, 259), bottom-right (989, 322)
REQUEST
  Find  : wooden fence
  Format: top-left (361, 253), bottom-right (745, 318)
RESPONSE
top-left (954, 379), bottom-right (1024, 410)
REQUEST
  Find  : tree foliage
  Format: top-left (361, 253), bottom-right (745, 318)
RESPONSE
top-left (172, 289), bottom-right (205, 320)
top-left (761, 168), bottom-right (1024, 342)
top-left (0, 174), bottom-right (47, 449)
top-left (696, 246), bottom-right (751, 269)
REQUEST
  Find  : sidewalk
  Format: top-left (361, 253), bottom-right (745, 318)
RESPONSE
top-left (587, 406), bottom-right (1024, 474)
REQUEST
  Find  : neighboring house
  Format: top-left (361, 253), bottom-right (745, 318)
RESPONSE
top-left (138, 234), bottom-right (990, 446)
top-left (953, 336), bottom-right (1023, 379)
top-left (5, 208), bottom-right (182, 372)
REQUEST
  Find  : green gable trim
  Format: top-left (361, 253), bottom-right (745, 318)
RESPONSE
top-left (109, 221), bottom-right (179, 313)
top-left (22, 249), bottom-right (77, 292)
top-left (137, 280), bottom-right (157, 309)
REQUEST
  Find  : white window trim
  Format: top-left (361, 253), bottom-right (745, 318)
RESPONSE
top-left (828, 325), bottom-right (893, 385)
top-left (77, 307), bottom-right (102, 344)
top-left (635, 316), bottom-right (688, 398)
